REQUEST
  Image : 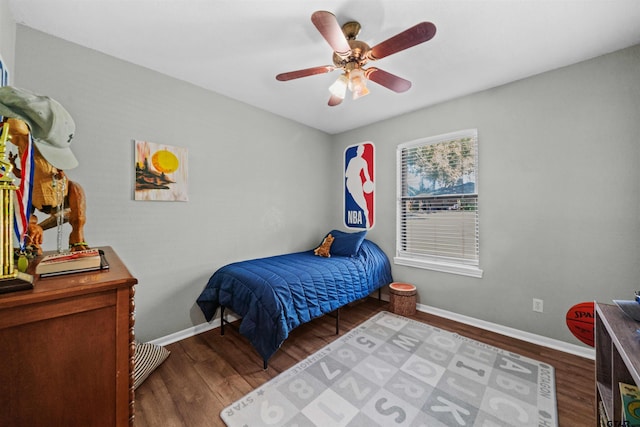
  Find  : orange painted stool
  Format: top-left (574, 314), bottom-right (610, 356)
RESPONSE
top-left (389, 282), bottom-right (417, 316)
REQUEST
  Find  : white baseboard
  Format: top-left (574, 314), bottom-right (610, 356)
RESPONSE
top-left (148, 313), bottom-right (240, 347)
top-left (417, 302), bottom-right (595, 360)
top-left (148, 301), bottom-right (595, 360)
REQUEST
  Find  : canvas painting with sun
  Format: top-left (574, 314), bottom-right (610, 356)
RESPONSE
top-left (134, 140), bottom-right (188, 201)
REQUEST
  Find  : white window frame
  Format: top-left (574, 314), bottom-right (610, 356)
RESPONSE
top-left (395, 129), bottom-right (483, 278)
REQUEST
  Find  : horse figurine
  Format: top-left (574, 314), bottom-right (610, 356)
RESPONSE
top-left (5, 118), bottom-right (88, 255)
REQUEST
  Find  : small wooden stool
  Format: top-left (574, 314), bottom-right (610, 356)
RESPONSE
top-left (389, 282), bottom-right (417, 316)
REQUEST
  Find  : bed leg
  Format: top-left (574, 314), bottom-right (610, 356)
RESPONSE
top-left (336, 307), bottom-right (340, 335)
top-left (378, 288), bottom-right (381, 300)
top-left (263, 359), bottom-right (268, 370)
top-left (220, 306), bottom-right (225, 336)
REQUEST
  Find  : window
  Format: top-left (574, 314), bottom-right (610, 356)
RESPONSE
top-left (396, 129), bottom-right (482, 278)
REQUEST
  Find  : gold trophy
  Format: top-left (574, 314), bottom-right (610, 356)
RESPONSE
top-left (0, 120), bottom-right (33, 292)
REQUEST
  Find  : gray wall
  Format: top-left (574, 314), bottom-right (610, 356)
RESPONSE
top-left (4, 8), bottom-right (640, 348)
top-left (332, 44), bottom-right (640, 346)
top-left (0, 0), bottom-right (15, 76)
top-left (12, 26), bottom-right (334, 342)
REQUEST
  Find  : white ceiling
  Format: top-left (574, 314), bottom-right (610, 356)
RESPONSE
top-left (8, 0), bottom-right (640, 134)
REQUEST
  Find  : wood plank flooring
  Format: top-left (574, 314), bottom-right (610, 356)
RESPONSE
top-left (134, 298), bottom-right (595, 426)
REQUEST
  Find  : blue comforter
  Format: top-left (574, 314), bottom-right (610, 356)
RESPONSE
top-left (196, 239), bottom-right (392, 363)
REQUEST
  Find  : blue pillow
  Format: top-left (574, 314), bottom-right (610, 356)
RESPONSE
top-left (327, 229), bottom-right (367, 257)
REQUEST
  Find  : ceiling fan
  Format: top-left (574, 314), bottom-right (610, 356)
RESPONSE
top-left (276, 11), bottom-right (436, 106)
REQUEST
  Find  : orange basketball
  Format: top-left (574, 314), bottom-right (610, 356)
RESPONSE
top-left (566, 302), bottom-right (595, 347)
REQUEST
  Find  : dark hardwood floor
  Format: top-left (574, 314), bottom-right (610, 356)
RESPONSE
top-left (134, 298), bottom-right (595, 426)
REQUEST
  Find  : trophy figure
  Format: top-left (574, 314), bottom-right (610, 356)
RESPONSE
top-left (0, 119), bottom-right (33, 292)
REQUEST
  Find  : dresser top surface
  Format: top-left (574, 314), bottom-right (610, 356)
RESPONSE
top-left (0, 246), bottom-right (137, 308)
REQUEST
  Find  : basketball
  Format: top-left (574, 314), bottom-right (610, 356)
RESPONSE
top-left (565, 302), bottom-right (595, 347)
top-left (363, 180), bottom-right (374, 194)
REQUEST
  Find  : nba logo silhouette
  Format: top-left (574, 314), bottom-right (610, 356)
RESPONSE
top-left (344, 142), bottom-right (374, 229)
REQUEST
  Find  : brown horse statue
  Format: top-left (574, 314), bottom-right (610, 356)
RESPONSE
top-left (6, 118), bottom-right (88, 255)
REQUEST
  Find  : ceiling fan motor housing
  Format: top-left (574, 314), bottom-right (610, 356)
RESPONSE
top-left (333, 39), bottom-right (371, 70)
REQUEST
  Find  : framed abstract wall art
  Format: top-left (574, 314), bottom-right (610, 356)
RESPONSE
top-left (134, 140), bottom-right (188, 201)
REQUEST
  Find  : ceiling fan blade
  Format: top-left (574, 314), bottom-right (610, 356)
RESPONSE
top-left (368, 22), bottom-right (436, 61)
top-left (328, 94), bottom-right (343, 106)
top-left (365, 67), bottom-right (412, 93)
top-left (276, 65), bottom-right (335, 81)
top-left (311, 11), bottom-right (351, 56)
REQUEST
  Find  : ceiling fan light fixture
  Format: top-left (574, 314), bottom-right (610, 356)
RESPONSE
top-left (348, 68), bottom-right (369, 100)
top-left (352, 85), bottom-right (370, 100)
top-left (328, 73), bottom-right (348, 99)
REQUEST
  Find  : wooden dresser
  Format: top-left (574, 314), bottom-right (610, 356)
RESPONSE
top-left (0, 247), bottom-right (137, 427)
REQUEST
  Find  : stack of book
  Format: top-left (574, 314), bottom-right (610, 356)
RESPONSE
top-left (36, 249), bottom-right (104, 277)
top-left (620, 382), bottom-right (640, 427)
top-left (598, 400), bottom-right (608, 427)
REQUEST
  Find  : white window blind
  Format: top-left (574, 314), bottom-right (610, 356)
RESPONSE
top-left (395, 129), bottom-right (482, 277)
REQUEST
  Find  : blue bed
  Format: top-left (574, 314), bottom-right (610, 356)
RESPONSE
top-left (196, 235), bottom-right (392, 366)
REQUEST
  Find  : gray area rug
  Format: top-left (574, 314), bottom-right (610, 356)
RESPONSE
top-left (221, 311), bottom-right (557, 426)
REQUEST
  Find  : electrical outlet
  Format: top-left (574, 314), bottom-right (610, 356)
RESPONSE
top-left (533, 298), bottom-right (544, 313)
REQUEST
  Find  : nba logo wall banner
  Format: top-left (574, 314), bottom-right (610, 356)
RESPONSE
top-left (344, 142), bottom-right (374, 229)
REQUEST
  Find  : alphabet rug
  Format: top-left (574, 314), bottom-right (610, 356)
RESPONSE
top-left (221, 311), bottom-right (557, 426)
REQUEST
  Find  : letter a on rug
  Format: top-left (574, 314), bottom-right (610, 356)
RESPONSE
top-left (221, 311), bottom-right (557, 426)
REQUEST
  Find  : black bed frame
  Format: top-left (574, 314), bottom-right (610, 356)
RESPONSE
top-left (219, 288), bottom-right (382, 369)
